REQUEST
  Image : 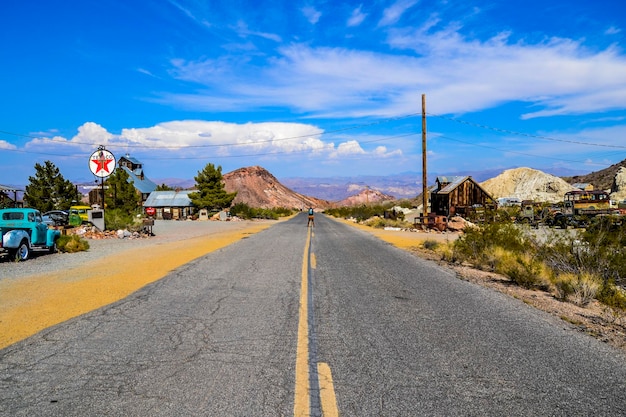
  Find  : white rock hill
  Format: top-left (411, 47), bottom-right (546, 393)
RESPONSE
top-left (480, 167), bottom-right (576, 203)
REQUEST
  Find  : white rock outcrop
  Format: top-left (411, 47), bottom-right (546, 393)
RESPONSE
top-left (481, 167), bottom-right (576, 203)
top-left (610, 167), bottom-right (626, 202)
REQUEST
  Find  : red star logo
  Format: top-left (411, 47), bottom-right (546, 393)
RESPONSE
top-left (91, 151), bottom-right (113, 174)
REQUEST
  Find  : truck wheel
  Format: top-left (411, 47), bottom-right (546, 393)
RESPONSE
top-left (15, 240), bottom-right (30, 261)
top-left (49, 241), bottom-right (58, 254)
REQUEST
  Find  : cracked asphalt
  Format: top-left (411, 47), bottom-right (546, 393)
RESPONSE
top-left (2, 213), bottom-right (626, 416)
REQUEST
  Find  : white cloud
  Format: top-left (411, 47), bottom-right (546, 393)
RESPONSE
top-left (302, 6), bottom-right (321, 25)
top-left (0, 140), bottom-right (17, 150)
top-left (162, 20), bottom-right (626, 122)
top-left (378, 0), bottom-right (418, 27)
top-left (347, 5), bottom-right (367, 27)
top-left (233, 20), bottom-right (282, 42)
top-left (605, 26), bottom-right (621, 35)
top-left (25, 122), bottom-right (114, 152)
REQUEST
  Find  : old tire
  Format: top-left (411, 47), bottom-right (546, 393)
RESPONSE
top-left (10, 240), bottom-right (30, 261)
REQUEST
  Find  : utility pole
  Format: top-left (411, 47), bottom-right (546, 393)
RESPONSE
top-left (422, 94), bottom-right (428, 218)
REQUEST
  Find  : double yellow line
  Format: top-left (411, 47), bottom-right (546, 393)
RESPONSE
top-left (294, 227), bottom-right (339, 417)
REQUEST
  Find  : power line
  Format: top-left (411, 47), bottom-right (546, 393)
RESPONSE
top-left (428, 113), bottom-right (626, 150)
top-left (432, 133), bottom-right (625, 167)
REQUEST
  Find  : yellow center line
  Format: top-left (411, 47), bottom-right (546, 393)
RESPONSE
top-left (294, 226), bottom-right (311, 417)
top-left (294, 226), bottom-right (339, 417)
top-left (318, 362), bottom-right (339, 417)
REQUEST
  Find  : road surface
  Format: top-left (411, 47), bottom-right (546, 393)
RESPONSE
top-left (1, 213), bottom-right (626, 416)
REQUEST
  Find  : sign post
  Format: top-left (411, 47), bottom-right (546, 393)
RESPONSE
top-left (88, 146), bottom-right (115, 230)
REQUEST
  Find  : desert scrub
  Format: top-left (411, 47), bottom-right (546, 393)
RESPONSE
top-left (453, 221), bottom-right (527, 266)
top-left (434, 241), bottom-right (456, 262)
top-left (230, 203), bottom-right (295, 220)
top-left (487, 247), bottom-right (518, 275)
top-left (553, 272), bottom-right (601, 306)
top-left (500, 252), bottom-right (550, 289)
top-left (422, 239), bottom-right (439, 251)
top-left (553, 272), bottom-right (577, 301)
top-left (363, 216), bottom-right (413, 229)
top-left (57, 234), bottom-right (90, 253)
top-left (597, 279), bottom-right (626, 311)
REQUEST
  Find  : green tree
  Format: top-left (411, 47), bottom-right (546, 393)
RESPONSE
top-left (156, 183), bottom-right (174, 191)
top-left (104, 168), bottom-right (141, 212)
top-left (189, 163), bottom-right (236, 211)
top-left (24, 161), bottom-right (81, 211)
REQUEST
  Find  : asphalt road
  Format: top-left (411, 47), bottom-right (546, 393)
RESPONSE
top-left (2, 213), bottom-right (626, 416)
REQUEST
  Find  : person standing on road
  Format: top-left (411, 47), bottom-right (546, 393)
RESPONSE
top-left (307, 207), bottom-right (315, 227)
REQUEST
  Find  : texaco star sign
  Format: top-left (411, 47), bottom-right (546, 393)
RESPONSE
top-left (89, 148), bottom-right (116, 178)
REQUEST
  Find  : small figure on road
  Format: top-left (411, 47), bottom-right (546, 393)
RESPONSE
top-left (307, 207), bottom-right (315, 227)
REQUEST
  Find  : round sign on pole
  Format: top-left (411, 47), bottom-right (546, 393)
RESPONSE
top-left (145, 207), bottom-right (156, 216)
top-left (89, 148), bottom-right (116, 178)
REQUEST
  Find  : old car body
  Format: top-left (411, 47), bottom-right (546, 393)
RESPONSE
top-left (0, 208), bottom-right (61, 261)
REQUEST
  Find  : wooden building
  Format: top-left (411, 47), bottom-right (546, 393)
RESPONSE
top-left (430, 176), bottom-right (495, 217)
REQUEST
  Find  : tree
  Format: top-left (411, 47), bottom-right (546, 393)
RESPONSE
top-left (104, 168), bottom-right (141, 212)
top-left (24, 161), bottom-right (81, 212)
top-left (156, 183), bottom-right (174, 191)
top-left (189, 163), bottom-right (236, 211)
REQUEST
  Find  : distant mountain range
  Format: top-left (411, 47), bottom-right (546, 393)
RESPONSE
top-left (4, 163), bottom-right (614, 206)
top-left (279, 166), bottom-right (584, 201)
top-left (143, 166), bottom-right (589, 202)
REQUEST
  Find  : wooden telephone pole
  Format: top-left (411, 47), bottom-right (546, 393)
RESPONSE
top-left (421, 94), bottom-right (428, 217)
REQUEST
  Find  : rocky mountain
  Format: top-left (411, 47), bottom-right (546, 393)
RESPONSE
top-left (562, 159), bottom-right (626, 191)
top-left (480, 167), bottom-right (576, 203)
top-left (222, 166), bottom-right (331, 209)
top-left (336, 188), bottom-right (397, 207)
top-left (281, 173), bottom-right (421, 201)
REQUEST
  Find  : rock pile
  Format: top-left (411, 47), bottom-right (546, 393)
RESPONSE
top-left (67, 226), bottom-right (152, 240)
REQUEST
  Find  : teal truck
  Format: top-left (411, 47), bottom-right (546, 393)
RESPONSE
top-left (0, 208), bottom-right (61, 261)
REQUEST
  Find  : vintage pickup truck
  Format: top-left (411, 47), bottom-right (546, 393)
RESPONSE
top-left (0, 208), bottom-right (61, 261)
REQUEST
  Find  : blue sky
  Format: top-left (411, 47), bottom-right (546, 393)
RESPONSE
top-left (1, 0), bottom-right (625, 186)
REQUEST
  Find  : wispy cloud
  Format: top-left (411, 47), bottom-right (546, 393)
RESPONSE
top-left (162, 25), bottom-right (626, 122)
top-left (605, 26), bottom-right (622, 35)
top-left (378, 0), bottom-right (418, 27)
top-left (233, 20), bottom-right (282, 42)
top-left (302, 6), bottom-right (321, 25)
top-left (347, 5), bottom-right (367, 27)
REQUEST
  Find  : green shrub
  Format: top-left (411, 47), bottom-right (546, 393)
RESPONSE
top-left (57, 234), bottom-right (90, 253)
top-left (422, 240), bottom-right (439, 250)
top-left (597, 279), bottom-right (626, 311)
top-left (502, 253), bottom-right (548, 289)
top-left (453, 222), bottom-right (527, 266)
top-left (104, 208), bottom-right (136, 231)
top-left (553, 273), bottom-right (577, 301)
top-left (362, 216), bottom-right (413, 229)
top-left (229, 203), bottom-right (295, 220)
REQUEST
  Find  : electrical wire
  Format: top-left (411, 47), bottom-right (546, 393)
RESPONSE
top-left (428, 113), bottom-right (626, 150)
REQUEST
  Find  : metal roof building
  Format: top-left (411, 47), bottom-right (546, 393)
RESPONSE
top-left (143, 190), bottom-right (194, 220)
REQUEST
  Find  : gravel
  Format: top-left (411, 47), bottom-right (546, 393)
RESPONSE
top-left (0, 219), bottom-right (270, 281)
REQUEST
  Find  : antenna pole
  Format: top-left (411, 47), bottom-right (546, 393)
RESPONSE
top-left (422, 94), bottom-right (428, 217)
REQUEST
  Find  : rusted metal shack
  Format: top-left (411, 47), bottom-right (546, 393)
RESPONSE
top-left (430, 176), bottom-right (495, 217)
